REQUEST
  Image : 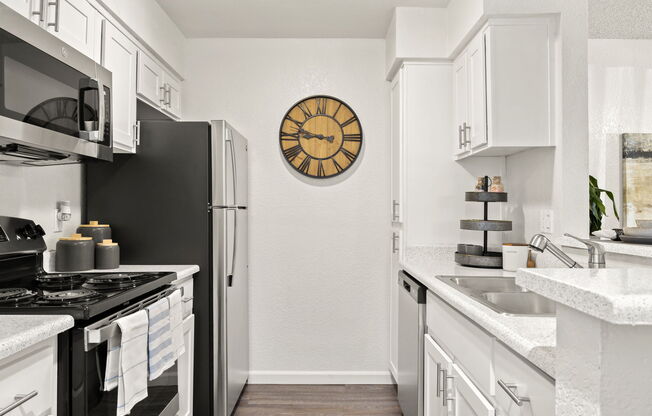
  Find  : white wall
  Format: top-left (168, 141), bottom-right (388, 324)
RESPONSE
top-left (588, 39), bottom-right (652, 230)
top-left (0, 164), bottom-right (83, 249)
top-left (182, 38), bottom-right (390, 383)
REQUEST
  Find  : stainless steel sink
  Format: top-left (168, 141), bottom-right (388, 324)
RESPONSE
top-left (438, 276), bottom-right (556, 316)
top-left (481, 292), bottom-right (556, 315)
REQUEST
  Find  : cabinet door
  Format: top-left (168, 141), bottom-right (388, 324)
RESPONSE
top-left (101, 20), bottom-right (138, 153)
top-left (453, 52), bottom-right (469, 156)
top-left (467, 34), bottom-right (487, 150)
top-left (178, 314), bottom-right (195, 416)
top-left (452, 364), bottom-right (495, 416)
top-left (163, 72), bottom-right (182, 119)
top-left (0, 337), bottom-right (57, 416)
top-left (389, 230), bottom-right (401, 380)
top-left (46, 0), bottom-right (98, 58)
top-left (2, 0), bottom-right (31, 17)
top-left (425, 335), bottom-right (454, 416)
top-left (137, 50), bottom-right (165, 108)
top-left (390, 70), bottom-right (403, 224)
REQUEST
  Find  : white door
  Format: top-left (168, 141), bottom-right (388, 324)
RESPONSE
top-left (137, 50), bottom-right (165, 108)
top-left (467, 34), bottom-right (487, 150)
top-left (452, 364), bottom-right (495, 416)
top-left (389, 230), bottom-right (401, 380)
top-left (425, 335), bottom-right (454, 416)
top-left (163, 72), bottom-right (182, 119)
top-left (178, 314), bottom-right (195, 416)
top-left (390, 69), bottom-right (403, 224)
top-left (46, 0), bottom-right (98, 58)
top-left (453, 52), bottom-right (469, 156)
top-left (101, 20), bottom-right (138, 153)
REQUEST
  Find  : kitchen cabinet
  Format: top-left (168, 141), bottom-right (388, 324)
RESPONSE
top-left (426, 291), bottom-right (554, 416)
top-left (46, 0), bottom-right (100, 59)
top-left (101, 20), bottom-right (138, 153)
top-left (424, 334), bottom-right (453, 416)
top-left (0, 336), bottom-right (58, 415)
top-left (389, 229), bottom-right (401, 380)
top-left (2, 0), bottom-right (31, 17)
top-left (178, 314), bottom-right (195, 416)
top-left (137, 49), bottom-right (182, 119)
top-left (453, 17), bottom-right (554, 159)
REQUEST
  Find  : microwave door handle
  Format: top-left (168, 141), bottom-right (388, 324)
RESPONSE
top-left (97, 79), bottom-right (105, 142)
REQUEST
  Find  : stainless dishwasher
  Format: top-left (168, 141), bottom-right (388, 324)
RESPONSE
top-left (397, 271), bottom-right (426, 416)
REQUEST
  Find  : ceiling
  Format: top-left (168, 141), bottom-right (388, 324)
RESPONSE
top-left (155, 0), bottom-right (450, 39)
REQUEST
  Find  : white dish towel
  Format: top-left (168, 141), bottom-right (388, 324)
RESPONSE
top-left (146, 298), bottom-right (175, 380)
top-left (168, 289), bottom-right (186, 359)
top-left (104, 309), bottom-right (149, 416)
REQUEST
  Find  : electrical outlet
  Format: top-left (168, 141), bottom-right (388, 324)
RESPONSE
top-left (540, 209), bottom-right (553, 233)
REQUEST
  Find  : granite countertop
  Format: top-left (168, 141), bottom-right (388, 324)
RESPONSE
top-left (517, 267), bottom-right (652, 325)
top-left (0, 315), bottom-right (74, 361)
top-left (403, 246), bottom-right (556, 377)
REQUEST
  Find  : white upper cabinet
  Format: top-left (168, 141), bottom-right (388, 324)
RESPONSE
top-left (102, 20), bottom-right (138, 153)
top-left (390, 69), bottom-right (404, 224)
top-left (137, 49), bottom-right (182, 119)
top-left (453, 17), bottom-right (554, 159)
top-left (46, 0), bottom-right (100, 58)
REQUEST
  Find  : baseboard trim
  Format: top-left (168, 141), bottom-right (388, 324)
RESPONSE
top-left (248, 370), bottom-right (394, 384)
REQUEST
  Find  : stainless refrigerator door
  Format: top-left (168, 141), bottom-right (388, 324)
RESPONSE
top-left (213, 207), bottom-right (249, 416)
top-left (211, 120), bottom-right (249, 208)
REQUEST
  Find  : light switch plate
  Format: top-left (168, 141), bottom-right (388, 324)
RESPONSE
top-left (540, 209), bottom-right (553, 233)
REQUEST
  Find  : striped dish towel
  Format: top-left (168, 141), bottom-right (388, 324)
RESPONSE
top-left (103, 310), bottom-right (149, 416)
top-left (167, 290), bottom-right (185, 359)
top-left (146, 298), bottom-right (175, 381)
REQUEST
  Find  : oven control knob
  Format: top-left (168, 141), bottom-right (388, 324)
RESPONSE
top-left (34, 224), bottom-right (46, 237)
top-left (20, 224), bottom-right (45, 239)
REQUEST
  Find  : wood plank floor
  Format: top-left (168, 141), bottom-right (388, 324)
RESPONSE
top-left (233, 384), bottom-right (403, 415)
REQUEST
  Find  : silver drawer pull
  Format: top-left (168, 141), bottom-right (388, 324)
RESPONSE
top-left (441, 369), bottom-right (454, 407)
top-left (497, 379), bottom-right (530, 406)
top-left (0, 390), bottom-right (38, 415)
top-left (435, 362), bottom-right (441, 397)
top-left (182, 297), bottom-right (194, 303)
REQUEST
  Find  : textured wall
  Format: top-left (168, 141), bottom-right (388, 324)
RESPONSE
top-left (182, 38), bottom-right (391, 383)
top-left (589, 0), bottom-right (652, 39)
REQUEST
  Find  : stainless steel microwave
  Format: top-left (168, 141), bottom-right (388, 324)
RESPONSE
top-left (0, 3), bottom-right (112, 165)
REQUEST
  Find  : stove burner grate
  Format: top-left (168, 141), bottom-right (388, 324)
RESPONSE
top-left (0, 288), bottom-right (38, 306)
top-left (37, 288), bottom-right (104, 305)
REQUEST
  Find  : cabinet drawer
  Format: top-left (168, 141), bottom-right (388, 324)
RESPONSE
top-left (494, 342), bottom-right (554, 416)
top-left (427, 292), bottom-right (494, 394)
top-left (0, 337), bottom-right (57, 415)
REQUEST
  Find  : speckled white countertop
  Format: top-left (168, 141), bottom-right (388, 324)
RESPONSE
top-left (402, 246), bottom-right (556, 377)
top-left (0, 315), bottom-right (73, 361)
top-left (517, 268), bottom-right (652, 325)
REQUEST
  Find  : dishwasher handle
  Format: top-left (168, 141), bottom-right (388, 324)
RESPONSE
top-left (398, 271), bottom-right (426, 303)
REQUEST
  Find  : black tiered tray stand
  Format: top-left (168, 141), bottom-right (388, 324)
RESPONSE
top-left (455, 176), bottom-right (512, 269)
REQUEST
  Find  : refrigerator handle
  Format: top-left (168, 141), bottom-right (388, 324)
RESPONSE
top-left (228, 207), bottom-right (237, 287)
top-left (226, 128), bottom-right (238, 206)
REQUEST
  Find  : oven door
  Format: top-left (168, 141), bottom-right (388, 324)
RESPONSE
top-left (71, 327), bottom-right (179, 416)
top-left (0, 3), bottom-right (112, 163)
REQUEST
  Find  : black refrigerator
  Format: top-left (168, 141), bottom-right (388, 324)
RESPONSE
top-left (86, 120), bottom-right (249, 416)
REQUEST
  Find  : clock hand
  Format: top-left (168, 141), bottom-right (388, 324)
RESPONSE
top-left (299, 129), bottom-right (335, 143)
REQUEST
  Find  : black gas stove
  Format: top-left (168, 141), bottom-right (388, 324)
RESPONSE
top-left (0, 217), bottom-right (176, 320)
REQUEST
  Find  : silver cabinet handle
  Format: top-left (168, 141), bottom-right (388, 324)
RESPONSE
top-left (463, 122), bottom-right (471, 145)
top-left (441, 369), bottom-right (454, 406)
top-left (182, 297), bottom-right (194, 303)
top-left (164, 84), bottom-right (172, 107)
top-left (46, 0), bottom-right (60, 31)
top-left (0, 391), bottom-right (38, 415)
top-left (435, 362), bottom-right (442, 397)
top-left (32, 0), bottom-right (45, 23)
top-left (392, 233), bottom-right (399, 254)
top-left (159, 85), bottom-right (166, 105)
top-left (458, 125), bottom-right (464, 149)
top-left (497, 379), bottom-right (530, 407)
top-left (392, 200), bottom-right (400, 222)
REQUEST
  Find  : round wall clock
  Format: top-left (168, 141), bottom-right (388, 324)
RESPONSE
top-left (279, 95), bottom-right (363, 178)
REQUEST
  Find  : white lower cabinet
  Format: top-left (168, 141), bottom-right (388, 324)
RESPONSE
top-left (0, 336), bottom-right (58, 415)
top-left (426, 291), bottom-right (554, 416)
top-left (178, 313), bottom-right (195, 416)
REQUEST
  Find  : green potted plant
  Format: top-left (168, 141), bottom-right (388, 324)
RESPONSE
top-left (589, 175), bottom-right (619, 234)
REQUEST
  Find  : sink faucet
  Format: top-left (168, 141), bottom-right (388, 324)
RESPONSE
top-left (528, 233), bottom-right (606, 269)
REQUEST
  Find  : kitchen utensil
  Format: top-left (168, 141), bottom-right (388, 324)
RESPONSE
top-left (502, 244), bottom-right (530, 272)
top-left (95, 239), bottom-right (120, 269)
top-left (56, 234), bottom-right (94, 271)
top-left (77, 220), bottom-right (111, 244)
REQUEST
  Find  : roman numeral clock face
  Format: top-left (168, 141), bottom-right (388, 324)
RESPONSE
top-left (280, 96), bottom-right (363, 178)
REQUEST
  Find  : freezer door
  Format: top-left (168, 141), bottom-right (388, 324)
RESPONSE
top-left (212, 121), bottom-right (249, 208)
top-left (213, 207), bottom-right (249, 416)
